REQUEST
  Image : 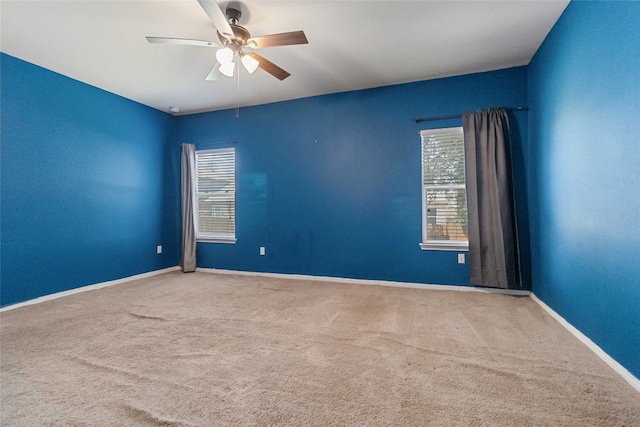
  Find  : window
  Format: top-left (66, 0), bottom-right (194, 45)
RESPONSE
top-left (420, 127), bottom-right (468, 250)
top-left (195, 148), bottom-right (236, 242)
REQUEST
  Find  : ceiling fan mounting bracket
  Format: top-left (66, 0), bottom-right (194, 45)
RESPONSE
top-left (225, 7), bottom-right (242, 25)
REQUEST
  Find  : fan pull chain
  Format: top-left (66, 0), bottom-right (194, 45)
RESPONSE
top-left (234, 58), bottom-right (240, 118)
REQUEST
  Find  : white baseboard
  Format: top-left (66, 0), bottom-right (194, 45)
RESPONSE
top-left (196, 267), bottom-right (531, 296)
top-left (0, 266), bottom-right (180, 312)
top-left (530, 293), bottom-right (640, 393)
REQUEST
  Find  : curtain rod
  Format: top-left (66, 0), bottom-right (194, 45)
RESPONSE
top-left (412, 107), bottom-right (528, 123)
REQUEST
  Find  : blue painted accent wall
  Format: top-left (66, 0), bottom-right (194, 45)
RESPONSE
top-left (528, 2), bottom-right (640, 378)
top-left (1, 54), bottom-right (180, 306)
top-left (176, 67), bottom-right (530, 288)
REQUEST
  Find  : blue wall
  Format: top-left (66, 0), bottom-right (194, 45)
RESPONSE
top-left (528, 1), bottom-right (640, 378)
top-left (176, 67), bottom-right (530, 288)
top-left (0, 54), bottom-right (180, 306)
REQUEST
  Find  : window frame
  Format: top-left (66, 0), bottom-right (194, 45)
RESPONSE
top-left (419, 126), bottom-right (469, 251)
top-left (195, 147), bottom-right (237, 244)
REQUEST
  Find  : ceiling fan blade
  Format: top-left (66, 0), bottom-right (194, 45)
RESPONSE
top-left (206, 63), bottom-right (222, 81)
top-left (247, 52), bottom-right (291, 81)
top-left (247, 31), bottom-right (308, 49)
top-left (197, 0), bottom-right (234, 40)
top-left (146, 37), bottom-right (221, 48)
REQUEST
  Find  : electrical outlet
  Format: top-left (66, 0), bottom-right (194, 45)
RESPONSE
top-left (157, 245), bottom-right (163, 254)
top-left (260, 247), bottom-right (266, 256)
top-left (457, 253), bottom-right (465, 264)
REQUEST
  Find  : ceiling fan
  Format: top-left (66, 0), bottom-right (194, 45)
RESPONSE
top-left (146, 0), bottom-right (308, 81)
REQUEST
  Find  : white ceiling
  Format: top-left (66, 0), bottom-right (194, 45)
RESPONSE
top-left (1, 0), bottom-right (569, 115)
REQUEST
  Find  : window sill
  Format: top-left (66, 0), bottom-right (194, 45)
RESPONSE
top-left (197, 237), bottom-right (237, 244)
top-left (419, 242), bottom-right (468, 251)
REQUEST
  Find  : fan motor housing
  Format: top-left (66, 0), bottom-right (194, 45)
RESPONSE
top-left (218, 25), bottom-right (250, 51)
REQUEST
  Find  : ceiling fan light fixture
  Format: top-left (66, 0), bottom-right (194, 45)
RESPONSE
top-left (241, 54), bottom-right (259, 74)
top-left (219, 61), bottom-right (235, 77)
top-left (216, 47), bottom-right (234, 64)
top-left (148, 0), bottom-right (308, 82)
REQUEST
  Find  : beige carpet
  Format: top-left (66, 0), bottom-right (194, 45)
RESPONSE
top-left (1, 271), bottom-right (639, 426)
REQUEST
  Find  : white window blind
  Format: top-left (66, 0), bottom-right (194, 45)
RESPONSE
top-left (420, 127), bottom-right (468, 249)
top-left (195, 148), bottom-right (235, 242)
